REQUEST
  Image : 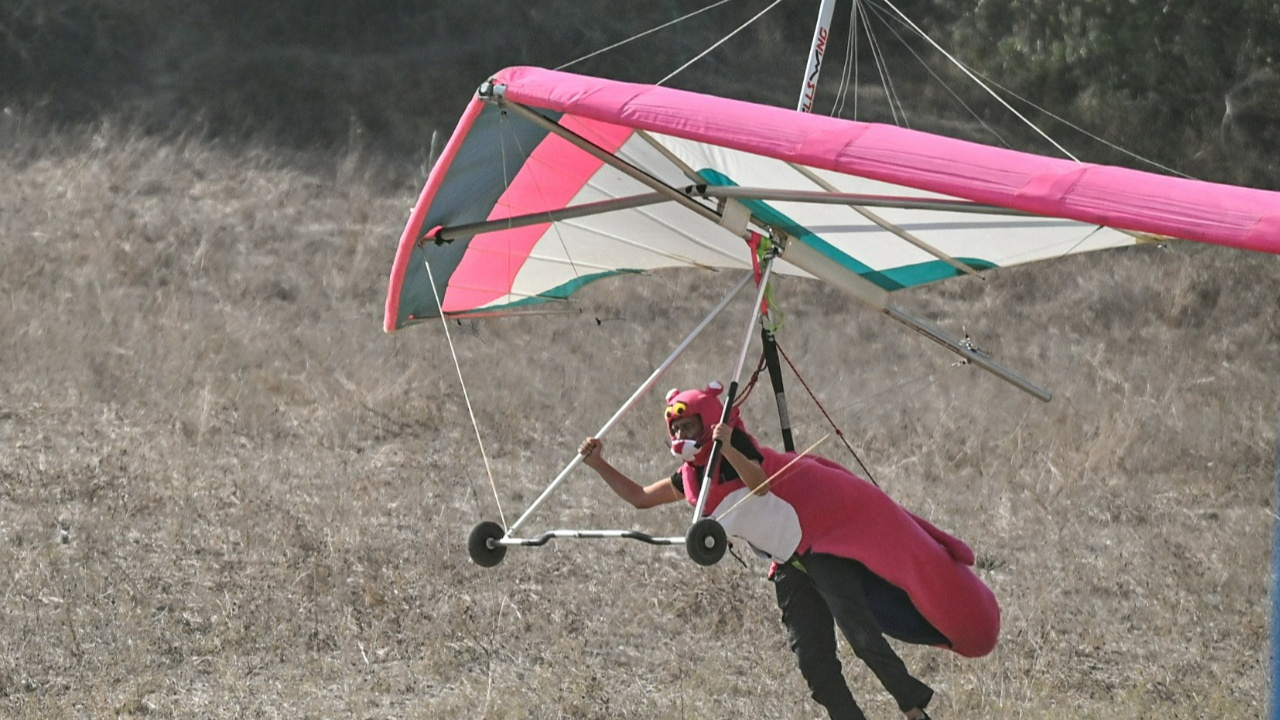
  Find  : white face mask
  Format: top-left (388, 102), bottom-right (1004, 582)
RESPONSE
top-left (670, 438), bottom-right (700, 462)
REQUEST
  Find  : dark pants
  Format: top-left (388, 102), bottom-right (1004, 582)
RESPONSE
top-left (773, 554), bottom-right (934, 720)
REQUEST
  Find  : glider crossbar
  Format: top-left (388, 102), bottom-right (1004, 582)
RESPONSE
top-left (884, 304), bottom-right (1052, 401)
top-left (505, 272), bottom-right (755, 536)
top-left (689, 184), bottom-right (1027, 217)
top-left (493, 530), bottom-right (683, 548)
top-left (430, 192), bottom-right (671, 243)
top-left (778, 239), bottom-right (1052, 402)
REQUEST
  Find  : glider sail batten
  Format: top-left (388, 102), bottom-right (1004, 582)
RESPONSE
top-left (700, 169), bottom-right (1001, 290)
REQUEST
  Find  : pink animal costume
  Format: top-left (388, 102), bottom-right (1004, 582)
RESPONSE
top-left (665, 383), bottom-right (1000, 658)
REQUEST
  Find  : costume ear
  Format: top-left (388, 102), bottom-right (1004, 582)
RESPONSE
top-left (705, 381), bottom-right (724, 396)
top-left (665, 388), bottom-right (680, 403)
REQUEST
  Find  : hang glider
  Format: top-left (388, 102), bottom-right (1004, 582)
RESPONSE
top-left (385, 66), bottom-right (1280, 401)
top-left (386, 65), bottom-right (1280, 333)
top-left (384, 65), bottom-right (1280, 567)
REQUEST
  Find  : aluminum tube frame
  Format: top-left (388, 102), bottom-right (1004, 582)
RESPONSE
top-left (688, 184), bottom-right (1026, 217)
top-left (692, 254), bottom-right (778, 522)
top-left (429, 192), bottom-right (671, 243)
top-left (883, 304), bottom-right (1052, 402)
top-left (495, 529), bottom-right (683, 548)
top-left (505, 272), bottom-right (755, 536)
top-left (489, 94), bottom-right (725, 228)
top-left (780, 237), bottom-right (1051, 402)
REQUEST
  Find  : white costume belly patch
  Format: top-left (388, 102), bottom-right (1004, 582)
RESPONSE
top-left (713, 488), bottom-right (802, 562)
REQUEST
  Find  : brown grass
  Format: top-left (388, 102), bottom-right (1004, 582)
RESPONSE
top-left (1, 115), bottom-right (1276, 719)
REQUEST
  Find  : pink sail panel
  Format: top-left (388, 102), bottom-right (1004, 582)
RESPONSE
top-left (442, 116), bottom-right (634, 312)
top-left (491, 66), bottom-right (1280, 254)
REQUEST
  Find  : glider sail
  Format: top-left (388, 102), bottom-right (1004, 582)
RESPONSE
top-left (385, 65), bottom-right (1280, 331)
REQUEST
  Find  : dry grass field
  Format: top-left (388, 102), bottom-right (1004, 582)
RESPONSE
top-left (1, 115), bottom-right (1277, 719)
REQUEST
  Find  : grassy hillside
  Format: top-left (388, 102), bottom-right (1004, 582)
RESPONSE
top-left (1, 105), bottom-right (1276, 720)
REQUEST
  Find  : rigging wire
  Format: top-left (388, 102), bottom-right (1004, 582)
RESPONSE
top-left (415, 112), bottom-right (544, 531)
top-left (862, 0), bottom-right (1185, 175)
top-left (858, 0), bottom-right (907, 126)
top-left (1054, 224), bottom-right (1110, 258)
top-left (961, 68), bottom-right (1195, 179)
top-left (830, 0), bottom-right (860, 119)
top-left (422, 261), bottom-right (508, 530)
top-left (555, 0), bottom-right (739, 72)
top-left (875, 0), bottom-right (1079, 162)
top-left (658, 0), bottom-right (787, 86)
top-left (780, 342), bottom-right (969, 486)
top-left (554, 0), bottom-right (1173, 177)
top-left (840, 0), bottom-right (1179, 175)
top-left (715, 432), bottom-right (833, 521)
top-left (774, 342), bottom-right (877, 484)
top-left (862, 1), bottom-right (1009, 147)
top-left (735, 338), bottom-right (967, 489)
top-left (793, 357), bottom-right (968, 431)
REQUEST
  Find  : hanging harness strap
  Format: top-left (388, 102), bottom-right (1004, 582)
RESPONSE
top-left (760, 328), bottom-right (796, 452)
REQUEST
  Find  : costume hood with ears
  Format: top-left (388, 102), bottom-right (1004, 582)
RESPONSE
top-left (664, 382), bottom-right (746, 465)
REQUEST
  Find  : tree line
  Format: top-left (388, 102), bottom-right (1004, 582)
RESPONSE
top-left (2, 0), bottom-right (1275, 186)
